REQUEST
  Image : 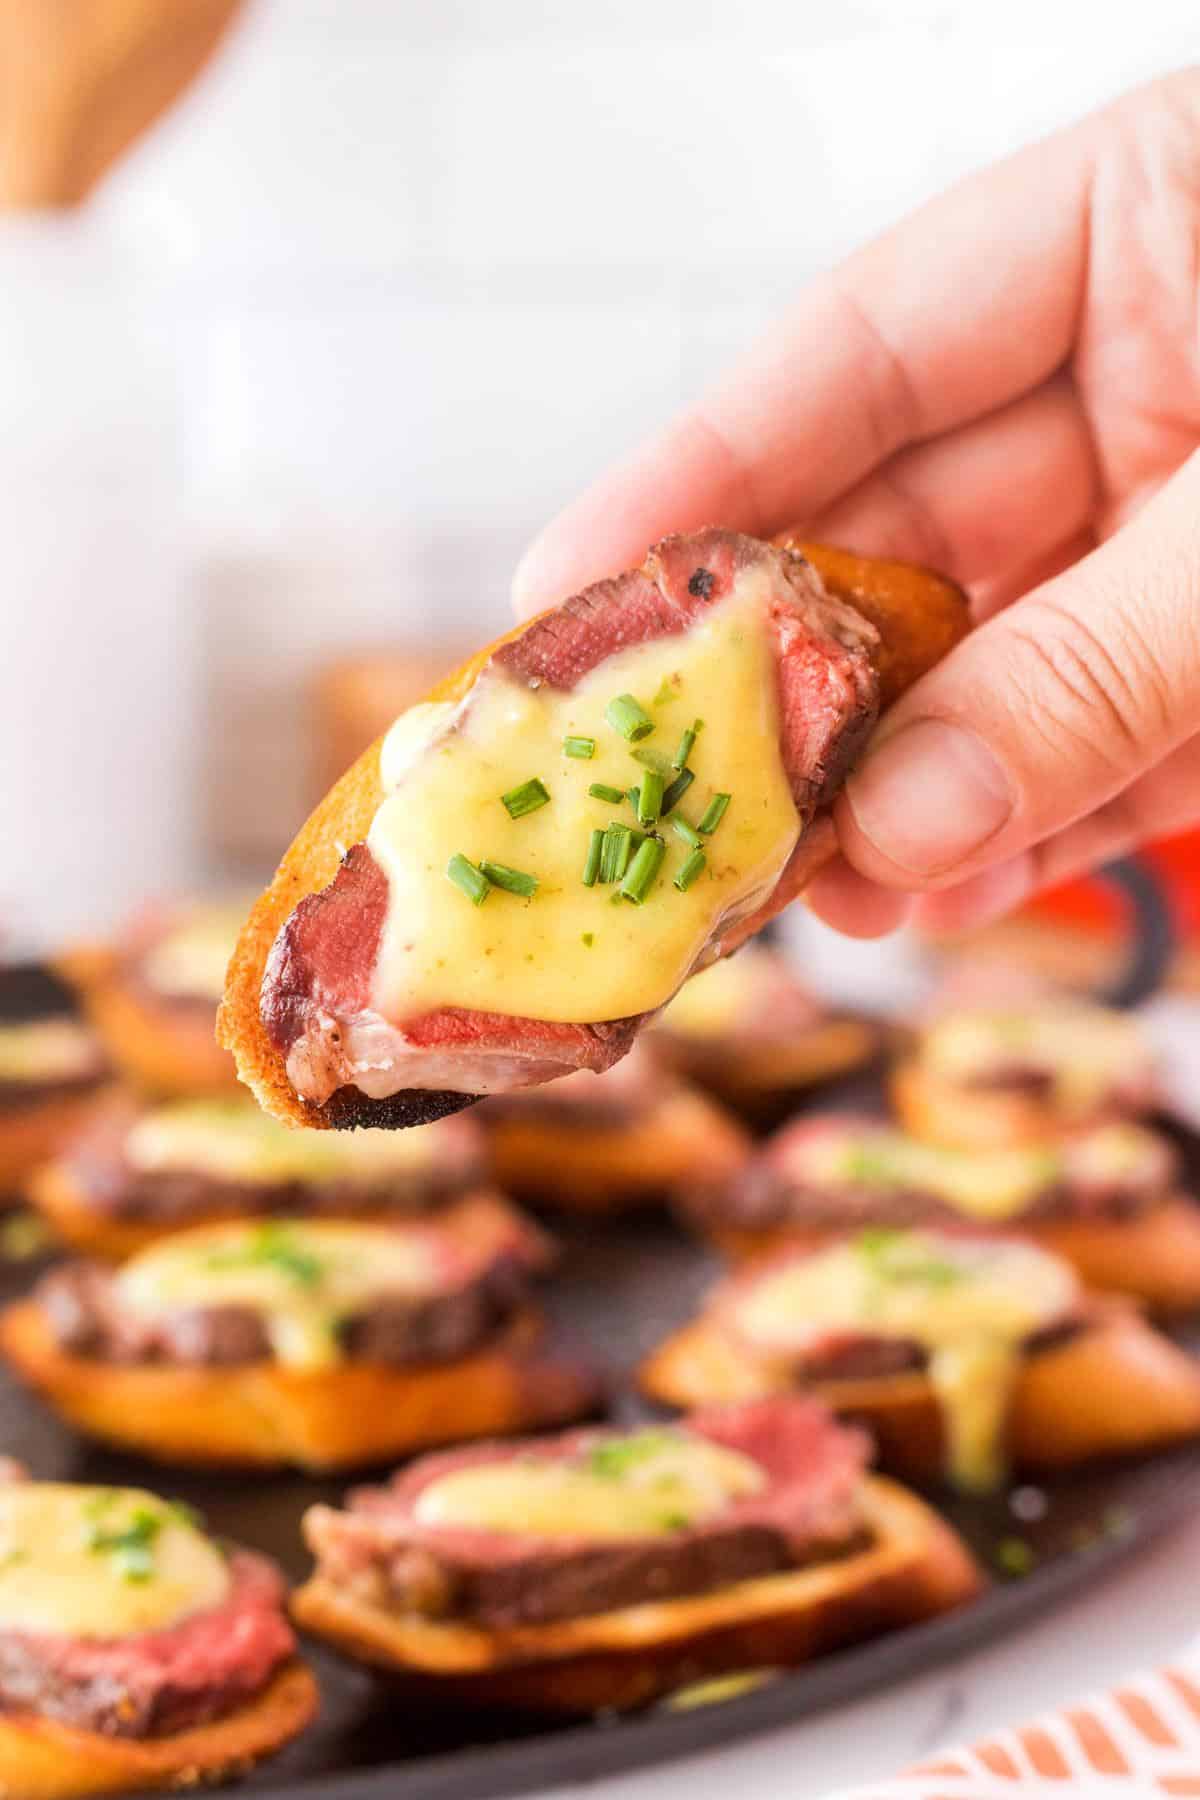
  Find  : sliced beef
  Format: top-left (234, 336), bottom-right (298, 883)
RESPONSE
top-left (261, 532), bottom-right (880, 1126)
top-left (36, 1254), bottom-right (535, 1369)
top-left (0, 1550), bottom-right (293, 1739)
top-left (303, 1396), bottom-right (869, 1628)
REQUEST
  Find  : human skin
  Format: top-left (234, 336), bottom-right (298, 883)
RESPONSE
top-left (512, 71), bottom-right (1200, 939)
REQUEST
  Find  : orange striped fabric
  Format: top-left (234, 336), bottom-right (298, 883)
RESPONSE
top-left (832, 1662), bottom-right (1200, 1797)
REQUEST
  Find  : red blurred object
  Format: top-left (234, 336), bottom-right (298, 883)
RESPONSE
top-left (1026, 830), bottom-right (1200, 937)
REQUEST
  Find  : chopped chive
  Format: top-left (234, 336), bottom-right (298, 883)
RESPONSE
top-left (479, 860), bottom-right (539, 898)
top-left (628, 785), bottom-right (641, 811)
top-left (563, 735), bottom-right (595, 760)
top-left (447, 853), bottom-right (490, 905)
top-left (632, 745), bottom-right (671, 775)
top-left (653, 677), bottom-right (676, 707)
top-left (501, 777), bottom-right (550, 819)
top-left (636, 768), bottom-right (665, 825)
top-left (582, 829), bottom-right (603, 888)
top-left (698, 792), bottom-right (731, 835)
top-left (674, 847), bottom-right (707, 891)
top-left (588, 782), bottom-right (625, 805)
top-left (672, 720), bottom-right (702, 769)
top-left (661, 768), bottom-right (694, 814)
top-left (619, 835), bottom-right (666, 905)
top-left (581, 932), bottom-right (595, 948)
top-left (672, 815), bottom-right (703, 850)
top-left (605, 693), bottom-right (654, 741)
top-left (600, 823), bottom-right (634, 884)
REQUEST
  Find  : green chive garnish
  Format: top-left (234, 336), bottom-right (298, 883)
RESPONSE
top-left (674, 847), bottom-right (707, 891)
top-left (582, 932), bottom-right (595, 947)
top-left (619, 835), bottom-right (666, 904)
top-left (479, 860), bottom-right (539, 898)
top-left (582, 829), bottom-right (603, 888)
top-left (661, 768), bottom-right (694, 814)
top-left (636, 768), bottom-right (665, 825)
top-left (600, 823), bottom-right (634, 884)
top-left (447, 854), bottom-right (490, 905)
top-left (672, 815), bottom-right (703, 849)
top-left (632, 746), bottom-right (671, 774)
top-left (605, 693), bottom-right (654, 741)
top-left (563, 735), bottom-right (595, 760)
top-left (588, 782), bottom-right (625, 805)
top-left (672, 720), bottom-right (702, 769)
top-left (698, 792), bottom-right (731, 834)
top-left (501, 777), bottom-right (550, 819)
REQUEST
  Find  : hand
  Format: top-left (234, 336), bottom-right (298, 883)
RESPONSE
top-left (512, 72), bottom-right (1200, 939)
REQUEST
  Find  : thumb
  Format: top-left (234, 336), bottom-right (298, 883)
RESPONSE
top-left (835, 448), bottom-right (1200, 890)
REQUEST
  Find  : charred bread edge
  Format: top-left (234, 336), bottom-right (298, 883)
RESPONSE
top-left (290, 1475), bottom-right (981, 1714)
top-left (640, 1308), bottom-right (1200, 1480)
top-left (0, 1302), bottom-right (600, 1472)
top-left (218, 541), bottom-right (968, 1131)
top-left (0, 1661), bottom-right (317, 1800)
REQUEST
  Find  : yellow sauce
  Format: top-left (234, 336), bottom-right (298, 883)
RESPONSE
top-left (732, 1232), bottom-right (1079, 1490)
top-left (114, 1220), bottom-right (444, 1370)
top-left (0, 1017), bottom-right (100, 1083)
top-left (920, 1006), bottom-right (1151, 1116)
top-left (367, 573), bottom-right (799, 1026)
top-left (413, 1429), bottom-right (764, 1539)
top-left (125, 1097), bottom-right (448, 1185)
top-left (140, 903), bottom-right (247, 1002)
top-left (0, 1485), bottom-right (229, 1637)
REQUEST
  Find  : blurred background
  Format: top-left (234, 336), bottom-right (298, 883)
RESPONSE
top-left (4, 0), bottom-right (1200, 992)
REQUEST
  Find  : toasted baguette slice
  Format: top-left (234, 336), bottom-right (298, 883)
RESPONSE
top-left (484, 1086), bottom-right (751, 1214)
top-left (219, 540), bottom-right (967, 1132)
top-left (0, 1660), bottom-right (317, 1799)
top-left (292, 1474), bottom-right (979, 1715)
top-left (78, 974), bottom-right (237, 1099)
top-left (0, 1303), bottom-right (599, 1472)
top-left (641, 1308), bottom-right (1200, 1484)
top-left (0, 1090), bottom-right (113, 1193)
top-left (698, 1197), bottom-right (1200, 1315)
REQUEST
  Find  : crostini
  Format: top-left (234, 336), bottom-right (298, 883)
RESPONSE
top-left (477, 1041), bottom-right (750, 1214)
top-left (28, 1092), bottom-right (487, 1260)
top-left (647, 947), bottom-right (881, 1125)
top-left (292, 1395), bottom-right (980, 1715)
top-left (219, 534), bottom-right (967, 1131)
top-left (66, 900), bottom-right (248, 1100)
top-left (641, 1229), bottom-right (1200, 1491)
top-left (678, 1112), bottom-right (1200, 1312)
top-left (0, 966), bottom-right (112, 1197)
top-left (1, 1198), bottom-right (598, 1471)
top-left (892, 1002), bottom-right (1158, 1149)
top-left (0, 1475), bottom-right (315, 1797)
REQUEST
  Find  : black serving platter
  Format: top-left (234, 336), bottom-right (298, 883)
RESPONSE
top-left (0, 1117), bottom-right (1198, 1800)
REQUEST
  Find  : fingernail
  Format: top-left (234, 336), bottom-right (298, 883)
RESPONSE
top-left (845, 719), bottom-right (1013, 877)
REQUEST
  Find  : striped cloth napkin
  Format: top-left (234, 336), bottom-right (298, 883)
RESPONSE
top-left (830, 1659), bottom-right (1200, 1798)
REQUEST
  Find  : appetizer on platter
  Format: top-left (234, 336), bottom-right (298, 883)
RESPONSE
top-left (0, 1474), bottom-right (314, 1796)
top-left (641, 1229), bottom-right (1200, 1491)
top-left (1, 1198), bottom-right (597, 1470)
top-left (67, 900), bottom-right (246, 1099)
top-left (648, 948), bottom-right (881, 1124)
top-left (293, 1396), bottom-right (981, 1714)
top-left (220, 533), bottom-right (967, 1130)
top-left (0, 966), bottom-right (111, 1196)
top-left (478, 1041), bottom-right (750, 1213)
top-left (680, 1112), bottom-right (1200, 1311)
top-left (892, 1002), bottom-right (1158, 1149)
top-left (29, 1092), bottom-right (487, 1259)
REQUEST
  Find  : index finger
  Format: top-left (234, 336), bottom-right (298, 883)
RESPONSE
top-left (513, 94), bottom-right (1099, 617)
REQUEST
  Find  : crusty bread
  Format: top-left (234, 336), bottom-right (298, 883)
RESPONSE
top-left (0, 1660), bottom-right (317, 1798)
top-left (218, 542), bottom-right (968, 1131)
top-left (292, 1474), bottom-right (980, 1714)
top-left (641, 1306), bottom-right (1200, 1483)
top-left (0, 1304), bottom-right (599, 1472)
top-left (0, 1089), bottom-right (113, 1193)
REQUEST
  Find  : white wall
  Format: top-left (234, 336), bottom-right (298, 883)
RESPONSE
top-left (5, 0), bottom-right (1200, 939)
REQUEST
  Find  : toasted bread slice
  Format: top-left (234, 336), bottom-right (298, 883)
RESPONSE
top-left (0, 1303), bottom-right (599, 1472)
top-left (292, 1474), bottom-right (979, 1714)
top-left (219, 540), bottom-right (967, 1131)
top-left (641, 1307), bottom-right (1200, 1484)
top-left (0, 1660), bottom-right (317, 1799)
